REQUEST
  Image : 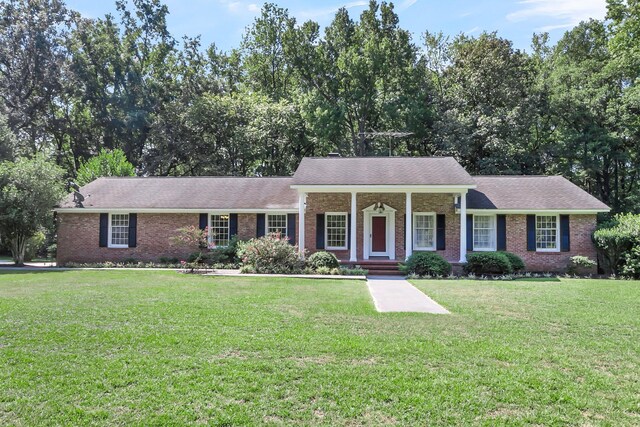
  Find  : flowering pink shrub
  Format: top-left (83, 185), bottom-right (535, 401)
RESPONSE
top-left (170, 225), bottom-right (209, 249)
top-left (237, 232), bottom-right (305, 274)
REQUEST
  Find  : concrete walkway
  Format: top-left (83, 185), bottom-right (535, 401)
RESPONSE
top-left (366, 276), bottom-right (450, 314)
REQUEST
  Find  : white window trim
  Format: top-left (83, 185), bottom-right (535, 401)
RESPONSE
top-left (209, 213), bottom-right (231, 248)
top-left (535, 214), bottom-right (561, 253)
top-left (325, 212), bottom-right (348, 251)
top-left (107, 212), bottom-right (129, 249)
top-left (413, 212), bottom-right (437, 251)
top-left (266, 213), bottom-right (288, 237)
top-left (472, 214), bottom-right (497, 252)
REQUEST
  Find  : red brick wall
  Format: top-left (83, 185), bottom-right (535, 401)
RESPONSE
top-left (237, 214), bottom-right (257, 241)
top-left (57, 212), bottom-right (297, 265)
top-left (56, 213), bottom-right (200, 265)
top-left (303, 193), bottom-right (598, 272)
top-left (57, 209), bottom-right (598, 272)
top-left (497, 214), bottom-right (598, 272)
top-left (413, 193), bottom-right (460, 262)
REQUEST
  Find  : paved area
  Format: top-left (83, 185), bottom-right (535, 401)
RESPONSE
top-left (366, 276), bottom-right (450, 314)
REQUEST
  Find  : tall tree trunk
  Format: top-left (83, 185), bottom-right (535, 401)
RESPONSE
top-left (10, 235), bottom-right (27, 267)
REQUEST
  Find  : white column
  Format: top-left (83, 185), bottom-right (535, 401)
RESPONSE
top-left (405, 191), bottom-right (413, 260)
top-left (298, 192), bottom-right (306, 255)
top-left (350, 191), bottom-right (357, 262)
top-left (459, 191), bottom-right (467, 263)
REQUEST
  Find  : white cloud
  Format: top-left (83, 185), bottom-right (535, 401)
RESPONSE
top-left (398, 0), bottom-right (419, 11)
top-left (221, 0), bottom-right (261, 15)
top-left (507, 0), bottom-right (607, 31)
top-left (465, 26), bottom-right (481, 35)
top-left (295, 1), bottom-right (368, 21)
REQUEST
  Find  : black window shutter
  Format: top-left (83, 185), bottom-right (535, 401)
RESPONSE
top-left (256, 214), bottom-right (265, 237)
top-left (229, 214), bottom-right (238, 237)
top-left (199, 213), bottom-right (208, 230)
top-left (99, 213), bottom-right (108, 247)
top-left (316, 214), bottom-right (325, 249)
top-left (560, 215), bottom-right (570, 252)
top-left (496, 214), bottom-right (507, 251)
top-left (526, 215), bottom-right (536, 251)
top-left (347, 214), bottom-right (352, 249)
top-left (403, 214), bottom-right (406, 250)
top-left (436, 214), bottom-right (446, 250)
top-left (287, 213), bottom-right (296, 245)
top-left (128, 213), bottom-right (137, 248)
top-left (466, 214), bottom-right (473, 251)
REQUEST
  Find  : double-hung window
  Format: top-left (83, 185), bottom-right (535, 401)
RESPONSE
top-left (109, 213), bottom-right (129, 248)
top-left (325, 213), bottom-right (347, 250)
top-left (536, 215), bottom-right (559, 252)
top-left (267, 214), bottom-right (288, 237)
top-left (413, 213), bottom-right (436, 251)
top-left (210, 214), bottom-right (230, 247)
top-left (473, 215), bottom-right (496, 251)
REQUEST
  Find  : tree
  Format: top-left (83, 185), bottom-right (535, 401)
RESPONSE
top-left (0, 155), bottom-right (65, 265)
top-left (0, 0), bottom-right (76, 155)
top-left (0, 108), bottom-right (16, 160)
top-left (284, 1), bottom-right (431, 156)
top-left (546, 20), bottom-right (636, 211)
top-left (430, 32), bottom-right (543, 174)
top-left (76, 148), bottom-right (136, 185)
top-left (241, 3), bottom-right (295, 101)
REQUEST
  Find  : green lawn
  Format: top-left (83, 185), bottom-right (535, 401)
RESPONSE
top-left (0, 271), bottom-right (638, 425)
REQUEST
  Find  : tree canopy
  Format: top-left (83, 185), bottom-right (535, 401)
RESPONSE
top-left (0, 0), bottom-right (638, 213)
top-left (0, 155), bottom-right (65, 264)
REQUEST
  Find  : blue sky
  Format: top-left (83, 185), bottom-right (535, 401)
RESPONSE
top-left (66, 0), bottom-right (607, 52)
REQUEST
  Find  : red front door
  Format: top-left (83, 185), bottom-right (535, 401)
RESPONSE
top-left (371, 216), bottom-right (387, 253)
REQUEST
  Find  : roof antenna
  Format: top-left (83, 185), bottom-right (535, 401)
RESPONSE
top-left (358, 131), bottom-right (414, 156)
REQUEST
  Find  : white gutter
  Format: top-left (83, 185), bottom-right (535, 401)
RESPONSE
top-left (290, 184), bottom-right (476, 193)
top-left (54, 208), bottom-right (299, 214)
top-left (463, 208), bottom-right (609, 215)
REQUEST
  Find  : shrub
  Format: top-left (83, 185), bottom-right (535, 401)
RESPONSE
top-left (338, 267), bottom-right (368, 276)
top-left (400, 252), bottom-right (451, 276)
top-left (186, 236), bottom-right (241, 266)
top-left (24, 231), bottom-right (46, 262)
top-left (315, 266), bottom-right (332, 275)
top-left (46, 243), bottom-right (57, 259)
top-left (622, 246), bottom-right (640, 279)
top-left (464, 252), bottom-right (513, 275)
top-left (500, 251), bottom-right (525, 272)
top-left (593, 213), bottom-right (640, 274)
top-left (307, 251), bottom-right (340, 270)
top-left (237, 233), bottom-right (304, 274)
top-left (567, 255), bottom-right (597, 275)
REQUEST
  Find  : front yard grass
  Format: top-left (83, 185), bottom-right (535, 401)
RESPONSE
top-left (0, 271), bottom-right (638, 425)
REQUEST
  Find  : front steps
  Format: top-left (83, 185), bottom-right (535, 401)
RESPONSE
top-left (341, 259), bottom-right (403, 276)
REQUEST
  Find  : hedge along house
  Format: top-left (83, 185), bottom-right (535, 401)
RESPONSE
top-left (56, 157), bottom-right (610, 272)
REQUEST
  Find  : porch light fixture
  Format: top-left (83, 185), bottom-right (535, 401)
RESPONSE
top-left (375, 202), bottom-right (385, 213)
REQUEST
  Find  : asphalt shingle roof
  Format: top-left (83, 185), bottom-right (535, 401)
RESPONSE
top-left (59, 177), bottom-right (298, 210)
top-left (291, 157), bottom-right (476, 186)
top-left (468, 176), bottom-right (609, 211)
top-left (57, 160), bottom-right (609, 212)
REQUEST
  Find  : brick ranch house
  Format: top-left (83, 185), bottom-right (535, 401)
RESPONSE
top-left (56, 157), bottom-right (609, 272)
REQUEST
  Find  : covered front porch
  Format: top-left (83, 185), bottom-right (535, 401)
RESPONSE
top-left (294, 188), bottom-right (472, 264)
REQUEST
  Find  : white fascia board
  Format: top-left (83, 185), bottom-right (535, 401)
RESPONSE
top-left (463, 208), bottom-right (609, 215)
top-left (54, 208), bottom-right (299, 214)
top-left (290, 184), bottom-right (475, 193)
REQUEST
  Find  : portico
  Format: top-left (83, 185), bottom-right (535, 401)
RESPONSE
top-left (295, 187), bottom-right (472, 263)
